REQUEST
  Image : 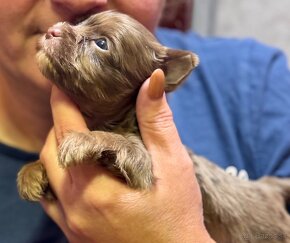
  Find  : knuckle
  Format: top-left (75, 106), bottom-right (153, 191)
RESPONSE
top-left (39, 144), bottom-right (50, 165)
top-left (70, 180), bottom-right (117, 214)
top-left (55, 124), bottom-right (72, 144)
top-left (141, 108), bottom-right (174, 132)
top-left (84, 191), bottom-right (115, 211)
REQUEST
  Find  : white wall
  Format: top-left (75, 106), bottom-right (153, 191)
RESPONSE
top-left (193, 0), bottom-right (290, 61)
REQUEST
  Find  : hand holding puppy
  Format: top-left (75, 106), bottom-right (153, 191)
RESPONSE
top-left (40, 70), bottom-right (213, 243)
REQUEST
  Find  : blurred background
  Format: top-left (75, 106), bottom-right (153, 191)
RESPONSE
top-left (160, 0), bottom-right (290, 61)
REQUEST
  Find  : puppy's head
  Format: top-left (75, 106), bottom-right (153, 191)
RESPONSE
top-left (37, 11), bottom-right (198, 125)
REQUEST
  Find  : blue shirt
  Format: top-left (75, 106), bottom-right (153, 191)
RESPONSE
top-left (1, 27), bottom-right (289, 242)
top-left (157, 28), bottom-right (290, 180)
top-left (0, 144), bottom-right (66, 243)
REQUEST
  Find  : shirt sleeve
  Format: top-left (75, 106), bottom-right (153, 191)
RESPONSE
top-left (248, 42), bottom-right (290, 177)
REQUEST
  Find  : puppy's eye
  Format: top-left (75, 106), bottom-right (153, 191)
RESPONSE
top-left (94, 38), bottom-right (108, 50)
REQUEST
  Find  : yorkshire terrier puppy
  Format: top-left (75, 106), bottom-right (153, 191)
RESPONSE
top-left (17, 11), bottom-right (290, 242)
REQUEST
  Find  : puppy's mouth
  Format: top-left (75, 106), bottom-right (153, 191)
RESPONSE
top-left (36, 22), bottom-right (66, 52)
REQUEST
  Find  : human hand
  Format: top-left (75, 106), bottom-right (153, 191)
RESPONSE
top-left (40, 69), bottom-right (214, 243)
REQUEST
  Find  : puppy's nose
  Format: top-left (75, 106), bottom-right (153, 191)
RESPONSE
top-left (46, 25), bottom-right (63, 39)
top-left (51, 0), bottom-right (107, 16)
top-left (48, 27), bottom-right (62, 37)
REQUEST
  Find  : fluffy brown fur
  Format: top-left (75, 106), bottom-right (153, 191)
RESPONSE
top-left (17, 11), bottom-right (290, 242)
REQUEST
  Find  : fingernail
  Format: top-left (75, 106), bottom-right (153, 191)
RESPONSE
top-left (148, 69), bottom-right (165, 99)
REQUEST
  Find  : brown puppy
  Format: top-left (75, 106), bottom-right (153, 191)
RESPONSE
top-left (17, 11), bottom-right (290, 243)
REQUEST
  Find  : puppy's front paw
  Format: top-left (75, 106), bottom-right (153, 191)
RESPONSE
top-left (58, 131), bottom-right (155, 190)
top-left (58, 132), bottom-right (102, 168)
top-left (17, 161), bottom-right (49, 201)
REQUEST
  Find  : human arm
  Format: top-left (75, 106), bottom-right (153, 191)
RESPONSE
top-left (39, 69), bottom-right (214, 243)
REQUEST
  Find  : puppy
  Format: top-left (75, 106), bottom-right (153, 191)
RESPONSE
top-left (17, 11), bottom-right (290, 243)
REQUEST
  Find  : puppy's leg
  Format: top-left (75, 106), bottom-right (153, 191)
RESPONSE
top-left (17, 160), bottom-right (54, 201)
top-left (58, 131), bottom-right (153, 189)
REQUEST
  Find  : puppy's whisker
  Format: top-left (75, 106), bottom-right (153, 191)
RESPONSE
top-left (77, 35), bottom-right (89, 44)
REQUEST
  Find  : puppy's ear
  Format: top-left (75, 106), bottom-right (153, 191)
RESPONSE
top-left (162, 48), bottom-right (199, 92)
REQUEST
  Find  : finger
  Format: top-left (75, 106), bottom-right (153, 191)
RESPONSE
top-left (50, 87), bottom-right (104, 183)
top-left (40, 128), bottom-right (72, 197)
top-left (40, 199), bottom-right (65, 228)
top-left (42, 128), bottom-right (114, 195)
top-left (136, 69), bottom-right (193, 180)
top-left (136, 69), bottom-right (183, 152)
top-left (50, 85), bottom-right (89, 145)
top-left (148, 68), bottom-right (165, 99)
top-left (40, 198), bottom-right (72, 237)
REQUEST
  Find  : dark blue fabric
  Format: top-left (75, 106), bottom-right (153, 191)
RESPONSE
top-left (0, 143), bottom-right (67, 243)
top-left (1, 27), bottom-right (290, 242)
top-left (156, 28), bottom-right (290, 180)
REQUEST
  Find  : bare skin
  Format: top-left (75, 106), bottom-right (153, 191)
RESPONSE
top-left (39, 75), bottom-right (214, 243)
top-left (0, 0), bottom-right (214, 242)
top-left (16, 12), bottom-right (290, 241)
top-left (0, 0), bottom-right (165, 152)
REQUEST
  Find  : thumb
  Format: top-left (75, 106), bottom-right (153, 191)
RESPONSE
top-left (136, 69), bottom-right (183, 153)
